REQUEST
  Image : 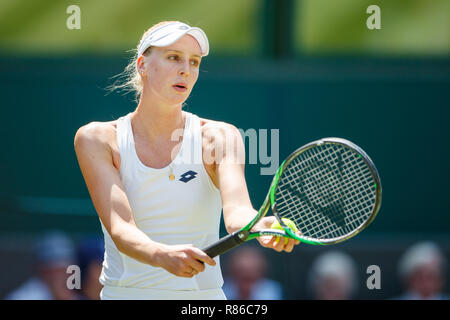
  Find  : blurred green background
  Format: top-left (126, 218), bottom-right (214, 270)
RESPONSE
top-left (1, 0), bottom-right (449, 300)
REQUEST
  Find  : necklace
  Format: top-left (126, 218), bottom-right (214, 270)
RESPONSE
top-left (168, 163), bottom-right (175, 181)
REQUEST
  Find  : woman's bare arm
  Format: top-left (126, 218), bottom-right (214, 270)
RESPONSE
top-left (203, 121), bottom-right (299, 253)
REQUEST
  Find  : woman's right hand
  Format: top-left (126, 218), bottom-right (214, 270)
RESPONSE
top-left (155, 244), bottom-right (217, 278)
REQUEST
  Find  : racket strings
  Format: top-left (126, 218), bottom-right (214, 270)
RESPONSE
top-left (288, 149), bottom-right (374, 238)
top-left (289, 150), bottom-right (374, 238)
top-left (280, 150), bottom-right (348, 237)
top-left (275, 143), bottom-right (376, 240)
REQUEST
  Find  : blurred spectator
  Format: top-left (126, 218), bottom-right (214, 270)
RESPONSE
top-left (5, 230), bottom-right (80, 300)
top-left (394, 241), bottom-right (449, 300)
top-left (76, 236), bottom-right (104, 300)
top-left (308, 250), bottom-right (358, 300)
top-left (222, 245), bottom-right (283, 300)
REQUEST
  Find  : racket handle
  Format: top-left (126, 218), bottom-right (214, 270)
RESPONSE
top-left (202, 231), bottom-right (248, 258)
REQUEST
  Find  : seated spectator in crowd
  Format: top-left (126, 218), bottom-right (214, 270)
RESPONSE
top-left (395, 241), bottom-right (449, 300)
top-left (76, 236), bottom-right (104, 300)
top-left (223, 245), bottom-right (283, 300)
top-left (6, 230), bottom-right (80, 300)
top-left (308, 250), bottom-right (358, 300)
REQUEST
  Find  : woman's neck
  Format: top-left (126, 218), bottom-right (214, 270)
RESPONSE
top-left (131, 98), bottom-right (185, 143)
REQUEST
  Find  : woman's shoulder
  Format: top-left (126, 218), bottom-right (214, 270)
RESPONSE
top-left (74, 119), bottom-right (123, 170)
top-left (198, 117), bottom-right (242, 158)
top-left (74, 119), bottom-right (118, 149)
top-left (199, 116), bottom-right (239, 135)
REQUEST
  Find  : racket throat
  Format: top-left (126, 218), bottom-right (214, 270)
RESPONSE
top-left (202, 230), bottom-right (249, 258)
top-left (236, 230), bottom-right (248, 241)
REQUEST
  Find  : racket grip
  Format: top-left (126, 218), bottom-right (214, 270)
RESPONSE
top-left (202, 231), bottom-right (248, 258)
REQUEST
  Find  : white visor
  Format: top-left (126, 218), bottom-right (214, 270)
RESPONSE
top-left (138, 22), bottom-right (209, 57)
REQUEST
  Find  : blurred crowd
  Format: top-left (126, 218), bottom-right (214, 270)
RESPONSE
top-left (223, 240), bottom-right (449, 300)
top-left (5, 230), bottom-right (104, 300)
top-left (4, 231), bottom-right (448, 300)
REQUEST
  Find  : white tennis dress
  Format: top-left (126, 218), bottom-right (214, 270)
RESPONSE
top-left (99, 111), bottom-right (225, 300)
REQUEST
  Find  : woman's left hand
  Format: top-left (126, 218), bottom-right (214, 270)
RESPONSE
top-left (252, 217), bottom-right (301, 253)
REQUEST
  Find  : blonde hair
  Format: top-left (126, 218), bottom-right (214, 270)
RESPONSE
top-left (107, 21), bottom-right (180, 102)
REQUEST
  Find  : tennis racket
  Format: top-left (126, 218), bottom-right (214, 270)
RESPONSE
top-left (202, 137), bottom-right (382, 258)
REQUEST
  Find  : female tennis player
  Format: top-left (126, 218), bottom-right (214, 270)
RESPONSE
top-left (74, 21), bottom-right (300, 300)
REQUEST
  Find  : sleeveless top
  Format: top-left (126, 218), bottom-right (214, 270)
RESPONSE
top-left (98, 111), bottom-right (224, 290)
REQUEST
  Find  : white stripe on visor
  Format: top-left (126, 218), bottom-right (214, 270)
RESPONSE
top-left (138, 22), bottom-right (209, 57)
